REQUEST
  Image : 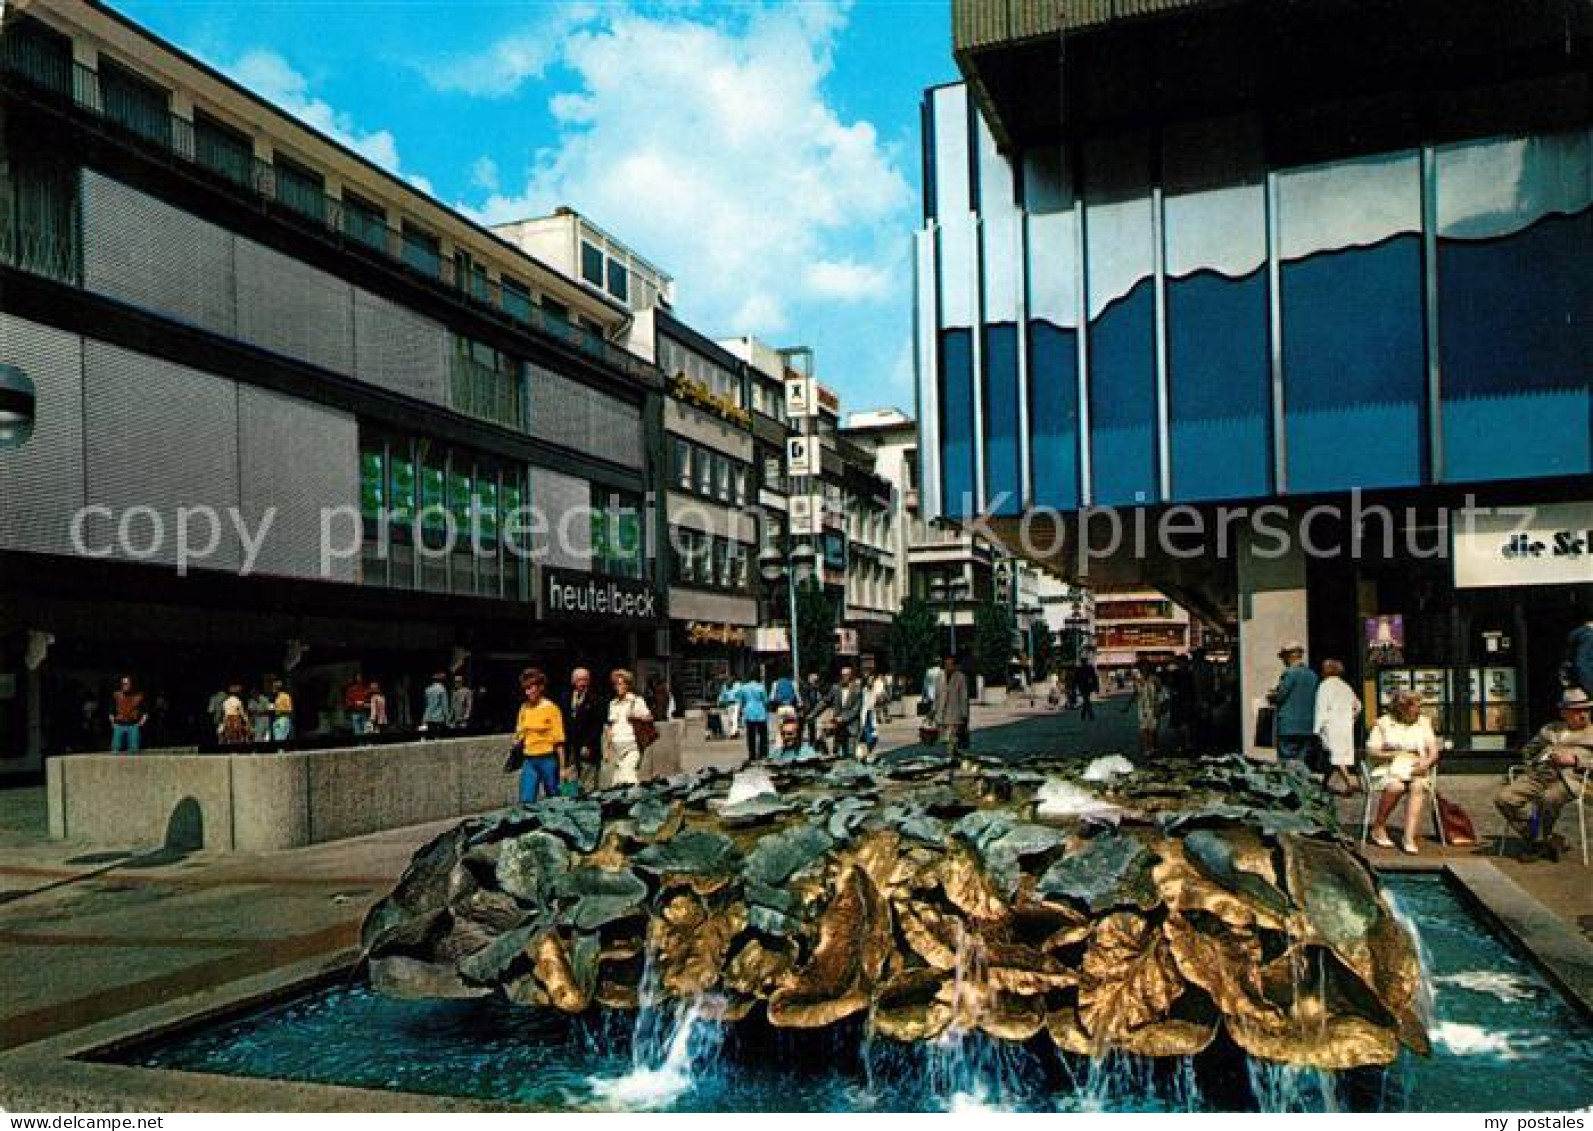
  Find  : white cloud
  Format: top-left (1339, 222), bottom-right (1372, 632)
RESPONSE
top-left (229, 49), bottom-right (406, 175)
top-left (422, 4), bottom-right (600, 98)
top-left (470, 155), bottom-right (500, 194)
top-left (462, 3), bottom-right (912, 349)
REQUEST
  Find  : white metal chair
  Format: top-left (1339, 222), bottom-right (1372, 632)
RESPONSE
top-left (1496, 763), bottom-right (1589, 866)
top-left (1359, 760), bottom-right (1446, 849)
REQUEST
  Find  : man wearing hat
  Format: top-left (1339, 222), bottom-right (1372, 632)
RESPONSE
top-left (1270, 640), bottom-right (1319, 765)
top-left (1495, 687), bottom-right (1593, 862)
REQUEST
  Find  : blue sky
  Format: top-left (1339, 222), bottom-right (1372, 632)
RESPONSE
top-left (116, 0), bottom-right (956, 414)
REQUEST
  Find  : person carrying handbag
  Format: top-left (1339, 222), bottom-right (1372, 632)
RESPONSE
top-left (604, 668), bottom-right (655, 788)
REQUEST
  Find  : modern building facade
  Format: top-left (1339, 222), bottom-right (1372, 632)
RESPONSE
top-left (0, 0), bottom-right (663, 770)
top-left (917, 0), bottom-right (1591, 754)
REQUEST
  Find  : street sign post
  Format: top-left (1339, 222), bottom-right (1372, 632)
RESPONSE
top-left (790, 493), bottom-right (826, 536)
top-left (784, 376), bottom-right (819, 419)
top-left (786, 435), bottom-right (818, 477)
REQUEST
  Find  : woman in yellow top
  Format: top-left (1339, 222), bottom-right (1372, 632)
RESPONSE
top-left (515, 668), bottom-right (566, 804)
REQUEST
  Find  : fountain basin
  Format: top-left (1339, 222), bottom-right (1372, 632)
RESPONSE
top-left (100, 873), bottom-right (1593, 1112)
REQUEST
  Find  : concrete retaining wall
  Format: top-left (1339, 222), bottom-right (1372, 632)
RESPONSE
top-left (46, 721), bottom-right (687, 853)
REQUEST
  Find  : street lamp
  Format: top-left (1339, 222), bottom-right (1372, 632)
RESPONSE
top-left (759, 540), bottom-right (817, 688)
top-left (928, 572), bottom-right (971, 658)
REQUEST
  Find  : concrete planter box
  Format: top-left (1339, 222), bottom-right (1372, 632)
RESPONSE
top-left (46, 721), bottom-right (686, 853)
top-left (982, 686), bottom-right (1010, 706)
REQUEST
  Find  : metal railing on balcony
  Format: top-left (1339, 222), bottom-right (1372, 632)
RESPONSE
top-left (448, 353), bottom-right (526, 432)
top-left (0, 49), bottom-right (659, 385)
top-left (0, 219), bottom-right (79, 283)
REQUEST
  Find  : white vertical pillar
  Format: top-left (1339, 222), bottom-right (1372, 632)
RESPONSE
top-left (1237, 514), bottom-right (1308, 761)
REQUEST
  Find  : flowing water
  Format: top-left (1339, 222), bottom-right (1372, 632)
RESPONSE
top-left (118, 874), bottom-right (1593, 1112)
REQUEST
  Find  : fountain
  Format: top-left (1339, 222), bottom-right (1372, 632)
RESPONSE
top-left (361, 749), bottom-right (1431, 1089)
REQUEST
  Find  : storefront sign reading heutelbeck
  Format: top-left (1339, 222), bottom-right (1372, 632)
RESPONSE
top-left (1452, 503), bottom-right (1593, 589)
top-left (542, 569), bottom-right (661, 622)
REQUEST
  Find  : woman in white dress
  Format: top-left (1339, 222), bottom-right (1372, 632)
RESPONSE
top-left (1366, 689), bottom-right (1441, 854)
top-left (604, 668), bottom-right (653, 787)
top-left (1314, 658), bottom-right (1362, 795)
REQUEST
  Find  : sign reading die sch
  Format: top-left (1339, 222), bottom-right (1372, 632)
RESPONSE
top-left (542, 568), bottom-right (662, 623)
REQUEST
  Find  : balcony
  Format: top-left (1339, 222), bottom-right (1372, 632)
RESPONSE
top-left (0, 50), bottom-right (661, 387)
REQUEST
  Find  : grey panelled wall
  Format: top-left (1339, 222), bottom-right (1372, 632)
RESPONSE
top-left (529, 466), bottom-right (593, 569)
top-left (351, 288), bottom-right (448, 405)
top-left (528, 362), bottom-right (645, 469)
top-left (0, 314), bottom-right (85, 556)
top-left (82, 339), bottom-right (244, 572)
top-left (82, 168), bottom-right (237, 337)
top-left (0, 313), bottom-right (360, 580)
top-left (80, 170), bottom-right (449, 408)
top-left (237, 385), bottom-right (359, 583)
top-left (235, 239), bottom-right (355, 376)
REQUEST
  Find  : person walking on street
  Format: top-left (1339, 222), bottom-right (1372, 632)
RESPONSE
top-left (564, 667), bottom-right (606, 793)
top-left (871, 671), bottom-right (892, 724)
top-left (606, 669), bottom-right (654, 787)
top-left (860, 671), bottom-right (882, 755)
top-left (248, 686), bottom-right (273, 743)
top-left (771, 671), bottom-right (800, 721)
top-left (1495, 687), bottom-right (1593, 863)
top-left (421, 671), bottom-right (449, 732)
top-left (1314, 658), bottom-right (1362, 795)
top-left (921, 662), bottom-right (943, 720)
top-left (1074, 659), bottom-right (1099, 721)
top-left (343, 671), bottom-right (371, 736)
top-left (218, 682), bottom-right (251, 746)
top-left (109, 675), bottom-right (147, 753)
top-left (1269, 642), bottom-right (1319, 765)
top-left (513, 668), bottom-right (565, 805)
top-left (827, 667), bottom-right (865, 759)
top-left (803, 673), bottom-right (826, 748)
top-left (367, 680), bottom-right (389, 733)
top-left (269, 676), bottom-right (295, 743)
top-left (1129, 660), bottom-right (1166, 758)
top-left (932, 654), bottom-right (970, 760)
top-left (449, 674), bottom-right (475, 732)
top-left (736, 674), bottom-right (770, 762)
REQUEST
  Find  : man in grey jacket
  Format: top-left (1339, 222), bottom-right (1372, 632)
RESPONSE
top-left (826, 667), bottom-right (865, 759)
top-left (1496, 687), bottom-right (1593, 863)
top-left (932, 654), bottom-right (970, 759)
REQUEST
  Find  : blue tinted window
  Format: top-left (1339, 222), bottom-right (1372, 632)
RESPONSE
top-left (939, 328), bottom-right (975, 516)
top-left (1436, 133), bottom-right (1592, 483)
top-left (982, 324), bottom-right (1021, 514)
top-left (1028, 324), bottom-right (1079, 510)
top-left (1277, 152), bottom-right (1425, 492)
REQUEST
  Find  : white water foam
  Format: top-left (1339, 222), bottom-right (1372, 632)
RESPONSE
top-left (584, 997), bottom-right (723, 1110)
top-left (724, 767), bottom-right (777, 806)
top-left (1429, 1020), bottom-right (1550, 1061)
top-left (1082, 755), bottom-right (1136, 782)
top-left (1036, 777), bottom-right (1120, 819)
top-left (1433, 970), bottom-right (1542, 1004)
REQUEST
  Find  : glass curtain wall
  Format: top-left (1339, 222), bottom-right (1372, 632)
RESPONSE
top-left (1163, 115), bottom-right (1272, 500)
top-left (1083, 132), bottom-right (1158, 506)
top-left (1022, 145), bottom-right (1080, 510)
top-left (1436, 129), bottom-right (1592, 481)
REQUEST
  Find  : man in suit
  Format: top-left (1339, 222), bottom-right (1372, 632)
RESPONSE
top-left (826, 666), bottom-right (865, 759)
top-left (1496, 687), bottom-right (1593, 863)
top-left (564, 666), bottom-right (606, 792)
top-left (932, 654), bottom-right (970, 760)
top-left (1269, 642), bottom-right (1319, 765)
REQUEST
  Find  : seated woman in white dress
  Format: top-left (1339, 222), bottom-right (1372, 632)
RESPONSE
top-left (1365, 689), bottom-right (1441, 855)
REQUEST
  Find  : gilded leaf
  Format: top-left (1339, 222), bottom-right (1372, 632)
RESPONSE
top-left (1077, 912), bottom-right (1184, 1040)
top-left (768, 866), bottom-right (892, 1027)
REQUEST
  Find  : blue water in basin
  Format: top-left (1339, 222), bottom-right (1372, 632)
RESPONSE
top-left (116, 874), bottom-right (1593, 1112)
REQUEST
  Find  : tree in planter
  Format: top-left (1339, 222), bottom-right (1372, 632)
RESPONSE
top-left (1031, 625), bottom-right (1057, 683)
top-left (973, 600), bottom-right (1015, 692)
top-left (795, 578), bottom-right (837, 682)
top-left (888, 596), bottom-right (940, 692)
